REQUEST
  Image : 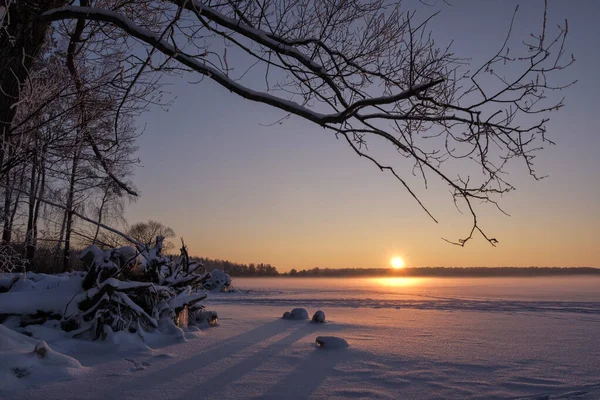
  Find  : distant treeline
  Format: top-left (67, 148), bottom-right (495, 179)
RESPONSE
top-left (192, 261), bottom-right (600, 278)
top-left (280, 267), bottom-right (600, 277)
top-left (198, 257), bottom-right (279, 277)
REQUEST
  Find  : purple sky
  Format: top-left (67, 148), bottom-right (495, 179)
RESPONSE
top-left (126, 0), bottom-right (599, 271)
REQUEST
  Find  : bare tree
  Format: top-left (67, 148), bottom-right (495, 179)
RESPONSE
top-left (0, 9), bottom-right (145, 269)
top-left (127, 220), bottom-right (176, 251)
top-left (1, 0), bottom-right (574, 245)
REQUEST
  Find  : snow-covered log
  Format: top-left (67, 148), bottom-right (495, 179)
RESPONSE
top-left (0, 237), bottom-right (231, 341)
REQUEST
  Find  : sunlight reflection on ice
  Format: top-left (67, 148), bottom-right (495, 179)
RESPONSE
top-left (369, 277), bottom-right (426, 287)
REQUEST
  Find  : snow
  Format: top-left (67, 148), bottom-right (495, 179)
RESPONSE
top-left (282, 307), bottom-right (309, 320)
top-left (115, 292), bottom-right (159, 328)
top-left (312, 310), bottom-right (326, 323)
top-left (315, 336), bottom-right (348, 348)
top-left (40, 6), bottom-right (332, 125)
top-left (168, 287), bottom-right (207, 311)
top-left (40, 3), bottom-right (439, 129)
top-left (0, 273), bottom-right (83, 316)
top-left (0, 324), bottom-right (84, 392)
top-left (0, 275), bottom-right (17, 291)
top-left (0, 321), bottom-right (38, 352)
top-left (1, 276), bottom-right (599, 399)
top-left (202, 269), bottom-right (232, 292)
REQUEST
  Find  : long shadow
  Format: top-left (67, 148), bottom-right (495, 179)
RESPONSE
top-left (100, 319), bottom-right (292, 397)
top-left (179, 322), bottom-right (321, 398)
top-left (259, 347), bottom-right (352, 400)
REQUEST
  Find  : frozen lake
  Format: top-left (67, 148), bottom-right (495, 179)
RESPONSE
top-left (202, 276), bottom-right (600, 399)
top-left (209, 276), bottom-right (600, 312)
top-left (7, 276), bottom-right (600, 400)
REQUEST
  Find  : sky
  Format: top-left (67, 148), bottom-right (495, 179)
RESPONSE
top-left (126, 0), bottom-right (599, 271)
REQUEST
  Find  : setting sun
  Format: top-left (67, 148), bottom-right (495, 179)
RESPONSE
top-left (391, 257), bottom-right (405, 269)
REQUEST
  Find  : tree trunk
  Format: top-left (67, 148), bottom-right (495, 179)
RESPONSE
top-left (0, 1), bottom-right (67, 177)
top-left (1, 1), bottom-right (67, 245)
top-left (1, 145), bottom-right (24, 244)
top-left (53, 210), bottom-right (67, 274)
top-left (25, 155), bottom-right (38, 262)
top-left (1, 172), bottom-right (12, 243)
top-left (6, 165), bottom-right (27, 240)
top-left (63, 147), bottom-right (81, 273)
top-left (93, 185), bottom-right (111, 245)
top-left (62, 0), bottom-right (89, 272)
top-left (29, 147), bottom-right (46, 264)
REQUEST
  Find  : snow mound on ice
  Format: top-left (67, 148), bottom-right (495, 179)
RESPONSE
top-left (315, 336), bottom-right (348, 349)
top-left (312, 310), bottom-right (326, 323)
top-left (0, 324), bottom-right (84, 392)
top-left (282, 308), bottom-right (309, 320)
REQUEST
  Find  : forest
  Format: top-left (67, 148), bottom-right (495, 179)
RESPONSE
top-left (281, 267), bottom-right (600, 278)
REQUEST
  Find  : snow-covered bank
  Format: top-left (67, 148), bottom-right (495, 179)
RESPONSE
top-left (0, 240), bottom-right (234, 394)
top-left (2, 277), bottom-right (600, 399)
top-left (0, 324), bottom-right (85, 392)
top-left (3, 302), bottom-right (600, 400)
top-left (0, 238), bottom-right (234, 343)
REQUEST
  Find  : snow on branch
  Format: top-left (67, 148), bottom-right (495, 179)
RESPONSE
top-left (39, 5), bottom-right (441, 126)
top-left (36, 1), bottom-right (574, 246)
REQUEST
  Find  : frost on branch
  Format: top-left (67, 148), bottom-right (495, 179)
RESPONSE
top-left (35, 0), bottom-right (574, 246)
top-left (0, 244), bottom-right (28, 275)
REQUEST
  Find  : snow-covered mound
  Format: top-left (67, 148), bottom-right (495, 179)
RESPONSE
top-left (0, 272), bottom-right (83, 317)
top-left (282, 307), bottom-right (309, 320)
top-left (0, 321), bottom-right (39, 352)
top-left (203, 269), bottom-right (232, 292)
top-left (0, 324), bottom-right (83, 391)
top-left (315, 336), bottom-right (348, 349)
top-left (312, 310), bottom-right (326, 323)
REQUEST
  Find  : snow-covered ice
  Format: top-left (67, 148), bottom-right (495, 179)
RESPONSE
top-left (0, 324), bottom-right (84, 392)
top-left (1, 276), bottom-right (599, 399)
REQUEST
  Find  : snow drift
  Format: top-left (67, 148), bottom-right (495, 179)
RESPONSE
top-left (0, 324), bottom-right (84, 391)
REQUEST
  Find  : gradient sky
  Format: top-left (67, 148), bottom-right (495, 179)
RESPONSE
top-left (126, 0), bottom-right (599, 271)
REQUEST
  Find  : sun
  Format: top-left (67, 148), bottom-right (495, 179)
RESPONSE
top-left (390, 256), bottom-right (405, 269)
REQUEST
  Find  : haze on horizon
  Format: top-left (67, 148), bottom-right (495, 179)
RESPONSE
top-left (126, 0), bottom-right (599, 272)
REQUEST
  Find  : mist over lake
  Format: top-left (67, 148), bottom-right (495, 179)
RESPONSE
top-left (219, 276), bottom-right (600, 303)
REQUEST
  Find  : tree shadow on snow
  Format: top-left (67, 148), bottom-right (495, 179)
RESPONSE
top-left (100, 319), bottom-right (292, 397)
top-left (179, 322), bottom-right (322, 398)
top-left (187, 322), bottom-right (350, 399)
top-left (258, 346), bottom-right (351, 399)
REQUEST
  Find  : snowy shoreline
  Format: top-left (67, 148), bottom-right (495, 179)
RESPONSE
top-left (2, 302), bottom-right (600, 400)
top-left (2, 276), bottom-right (600, 399)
